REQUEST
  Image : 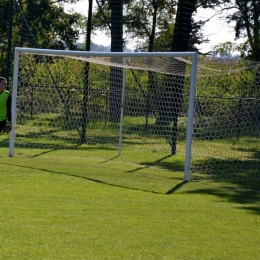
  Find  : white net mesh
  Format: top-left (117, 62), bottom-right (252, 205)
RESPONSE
top-left (12, 51), bottom-right (260, 181)
top-left (14, 52), bottom-right (191, 158)
top-left (192, 58), bottom-right (260, 181)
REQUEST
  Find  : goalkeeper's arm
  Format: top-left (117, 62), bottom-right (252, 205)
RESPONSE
top-left (5, 124), bottom-right (12, 133)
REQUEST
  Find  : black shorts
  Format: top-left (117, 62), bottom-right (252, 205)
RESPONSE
top-left (0, 120), bottom-right (6, 132)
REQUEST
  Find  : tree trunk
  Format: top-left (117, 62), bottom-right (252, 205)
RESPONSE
top-left (80, 0), bottom-right (93, 144)
top-left (251, 0), bottom-right (260, 60)
top-left (157, 0), bottom-right (197, 155)
top-left (109, 0), bottom-right (124, 122)
top-left (146, 1), bottom-right (158, 129)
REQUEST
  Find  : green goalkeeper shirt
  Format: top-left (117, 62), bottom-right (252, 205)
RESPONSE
top-left (0, 90), bottom-right (12, 122)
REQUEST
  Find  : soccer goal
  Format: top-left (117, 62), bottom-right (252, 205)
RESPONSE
top-left (9, 47), bottom-right (198, 181)
top-left (9, 47), bottom-right (260, 182)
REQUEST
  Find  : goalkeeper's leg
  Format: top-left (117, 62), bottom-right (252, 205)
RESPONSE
top-left (0, 120), bottom-right (6, 135)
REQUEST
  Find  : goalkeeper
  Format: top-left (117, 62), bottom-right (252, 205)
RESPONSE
top-left (0, 77), bottom-right (12, 134)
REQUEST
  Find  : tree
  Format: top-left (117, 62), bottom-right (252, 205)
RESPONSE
top-left (0, 0), bottom-right (84, 77)
top-left (124, 1), bottom-right (178, 128)
top-left (17, 0), bottom-right (84, 49)
top-left (92, 0), bottom-right (177, 51)
top-left (0, 0), bottom-right (13, 77)
top-left (91, 0), bottom-right (225, 152)
top-left (123, 0), bottom-right (176, 51)
top-left (158, 0), bottom-right (225, 154)
top-left (91, 1), bottom-right (125, 121)
top-left (158, 0), bottom-right (197, 154)
top-left (225, 0), bottom-right (260, 61)
top-left (108, 0), bottom-right (124, 122)
top-left (213, 41), bottom-right (238, 57)
top-left (92, 0), bottom-right (177, 123)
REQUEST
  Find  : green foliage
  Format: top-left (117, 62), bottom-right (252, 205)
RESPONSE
top-left (197, 62), bottom-right (259, 98)
top-left (92, 0), bottom-right (177, 51)
top-left (225, 0), bottom-right (260, 60)
top-left (0, 0), bottom-right (85, 76)
top-left (154, 22), bottom-right (174, 51)
top-left (213, 41), bottom-right (237, 57)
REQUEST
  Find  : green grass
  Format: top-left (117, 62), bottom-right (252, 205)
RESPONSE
top-left (1, 147), bottom-right (260, 259)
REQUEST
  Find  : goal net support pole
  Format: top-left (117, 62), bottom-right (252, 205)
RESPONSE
top-left (118, 66), bottom-right (126, 156)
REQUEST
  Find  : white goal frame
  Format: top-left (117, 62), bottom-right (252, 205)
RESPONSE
top-left (9, 47), bottom-right (198, 182)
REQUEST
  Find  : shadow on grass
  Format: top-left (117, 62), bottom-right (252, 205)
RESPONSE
top-left (146, 154), bottom-right (260, 213)
top-left (165, 181), bottom-right (188, 194)
top-left (98, 155), bottom-right (120, 163)
top-left (15, 126), bottom-right (121, 148)
top-left (191, 158), bottom-right (260, 214)
top-left (125, 155), bottom-right (179, 173)
top-left (232, 146), bottom-right (260, 160)
top-left (185, 183), bottom-right (260, 215)
top-left (193, 158), bottom-right (260, 181)
top-left (29, 149), bottom-right (57, 157)
top-left (1, 161), bottom-right (181, 195)
top-left (4, 139), bottom-right (260, 214)
top-left (0, 137), bottom-right (10, 147)
top-left (5, 160), bottom-right (259, 216)
top-left (136, 154), bottom-right (185, 173)
top-left (14, 140), bottom-right (118, 152)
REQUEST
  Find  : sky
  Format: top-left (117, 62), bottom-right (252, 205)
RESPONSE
top-left (195, 8), bottom-right (244, 53)
top-left (64, 1), bottom-right (244, 53)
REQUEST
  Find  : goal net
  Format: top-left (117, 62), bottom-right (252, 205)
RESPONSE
top-left (10, 48), bottom-right (197, 181)
top-left (191, 57), bottom-right (260, 181)
top-left (9, 48), bottom-right (260, 181)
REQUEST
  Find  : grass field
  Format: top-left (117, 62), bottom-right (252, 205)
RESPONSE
top-left (1, 143), bottom-right (260, 259)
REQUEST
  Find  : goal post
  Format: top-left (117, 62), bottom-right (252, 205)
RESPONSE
top-left (9, 47), bottom-right (198, 181)
top-left (184, 52), bottom-right (198, 181)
